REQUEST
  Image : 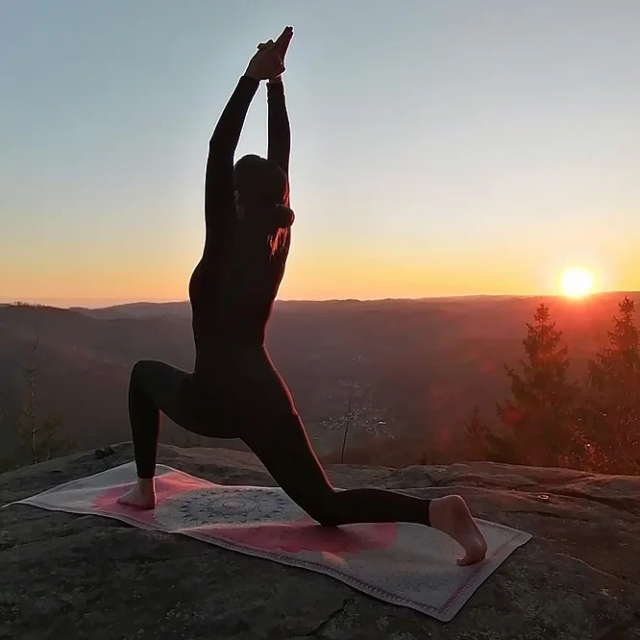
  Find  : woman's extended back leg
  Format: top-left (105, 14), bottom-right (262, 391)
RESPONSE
top-left (242, 412), bottom-right (432, 527)
top-left (242, 411), bottom-right (488, 565)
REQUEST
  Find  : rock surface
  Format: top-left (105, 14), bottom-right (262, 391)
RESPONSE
top-left (0, 443), bottom-right (639, 640)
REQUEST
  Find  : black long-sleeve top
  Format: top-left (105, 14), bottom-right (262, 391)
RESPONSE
top-left (188, 76), bottom-right (292, 362)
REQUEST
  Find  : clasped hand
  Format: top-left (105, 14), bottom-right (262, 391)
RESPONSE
top-left (245, 26), bottom-right (293, 81)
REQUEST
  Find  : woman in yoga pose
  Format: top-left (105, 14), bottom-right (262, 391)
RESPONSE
top-left (119, 27), bottom-right (487, 566)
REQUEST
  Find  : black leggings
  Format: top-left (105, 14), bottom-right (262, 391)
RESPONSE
top-left (128, 359), bottom-right (431, 527)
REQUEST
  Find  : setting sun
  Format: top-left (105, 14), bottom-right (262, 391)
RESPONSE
top-left (560, 267), bottom-right (594, 299)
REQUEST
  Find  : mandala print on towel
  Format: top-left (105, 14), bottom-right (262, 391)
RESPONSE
top-left (154, 486), bottom-right (305, 529)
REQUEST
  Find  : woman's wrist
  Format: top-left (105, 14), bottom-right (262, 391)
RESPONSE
top-left (244, 68), bottom-right (262, 82)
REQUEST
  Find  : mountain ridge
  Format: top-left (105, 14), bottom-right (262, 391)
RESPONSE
top-left (1, 293), bottom-right (637, 466)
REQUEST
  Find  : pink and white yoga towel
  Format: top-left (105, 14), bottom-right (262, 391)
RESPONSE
top-left (6, 462), bottom-right (531, 621)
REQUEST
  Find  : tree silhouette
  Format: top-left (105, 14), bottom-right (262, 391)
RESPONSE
top-left (490, 303), bottom-right (580, 466)
top-left (580, 296), bottom-right (640, 472)
top-left (16, 361), bottom-right (74, 465)
top-left (0, 337), bottom-right (75, 471)
top-left (462, 405), bottom-right (490, 461)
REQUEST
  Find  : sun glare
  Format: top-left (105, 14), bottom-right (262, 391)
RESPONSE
top-left (560, 267), bottom-right (594, 299)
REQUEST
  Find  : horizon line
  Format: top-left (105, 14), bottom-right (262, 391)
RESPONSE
top-left (1, 288), bottom-right (637, 311)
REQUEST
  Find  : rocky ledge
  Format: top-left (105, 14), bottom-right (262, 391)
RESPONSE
top-left (0, 443), bottom-right (639, 639)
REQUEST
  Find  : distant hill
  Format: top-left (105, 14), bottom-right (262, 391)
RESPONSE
top-left (68, 295), bottom-right (534, 320)
top-left (1, 291), bottom-right (636, 465)
top-left (69, 301), bottom-right (190, 320)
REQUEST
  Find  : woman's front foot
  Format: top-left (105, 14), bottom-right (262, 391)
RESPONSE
top-left (117, 478), bottom-right (157, 510)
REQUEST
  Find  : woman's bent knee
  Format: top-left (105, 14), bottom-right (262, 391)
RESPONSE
top-left (131, 359), bottom-right (161, 382)
top-left (129, 360), bottom-right (187, 410)
top-left (131, 360), bottom-right (152, 388)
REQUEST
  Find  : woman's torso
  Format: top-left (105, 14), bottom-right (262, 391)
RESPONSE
top-left (188, 223), bottom-right (291, 372)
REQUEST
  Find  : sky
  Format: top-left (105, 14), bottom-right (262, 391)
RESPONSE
top-left (1, 0), bottom-right (639, 306)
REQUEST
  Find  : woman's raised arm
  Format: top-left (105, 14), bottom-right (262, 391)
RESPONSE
top-left (267, 78), bottom-right (291, 179)
top-left (204, 75), bottom-right (259, 246)
top-left (203, 43), bottom-right (286, 252)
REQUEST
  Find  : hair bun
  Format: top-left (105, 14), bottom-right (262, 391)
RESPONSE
top-left (268, 204), bottom-right (295, 229)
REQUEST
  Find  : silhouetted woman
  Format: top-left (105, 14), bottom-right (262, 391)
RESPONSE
top-left (119, 27), bottom-right (487, 566)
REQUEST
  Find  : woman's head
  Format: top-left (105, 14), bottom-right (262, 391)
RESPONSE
top-left (233, 155), bottom-right (294, 230)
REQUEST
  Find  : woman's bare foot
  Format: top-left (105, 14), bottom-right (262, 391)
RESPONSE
top-left (429, 495), bottom-right (487, 566)
top-left (117, 478), bottom-right (156, 510)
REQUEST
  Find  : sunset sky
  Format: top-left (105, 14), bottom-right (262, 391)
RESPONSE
top-left (1, 0), bottom-right (639, 307)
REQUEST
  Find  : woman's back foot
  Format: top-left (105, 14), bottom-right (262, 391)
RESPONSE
top-left (429, 495), bottom-right (487, 566)
top-left (117, 479), bottom-right (157, 510)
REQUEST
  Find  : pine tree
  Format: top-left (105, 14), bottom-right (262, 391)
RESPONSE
top-left (492, 303), bottom-right (580, 467)
top-left (462, 405), bottom-right (489, 461)
top-left (581, 297), bottom-right (640, 472)
top-left (16, 362), bottom-right (73, 465)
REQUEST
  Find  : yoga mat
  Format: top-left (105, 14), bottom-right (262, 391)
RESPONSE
top-left (4, 462), bottom-right (531, 621)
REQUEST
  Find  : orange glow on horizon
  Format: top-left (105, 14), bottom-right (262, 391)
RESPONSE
top-left (2, 246), bottom-right (637, 307)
